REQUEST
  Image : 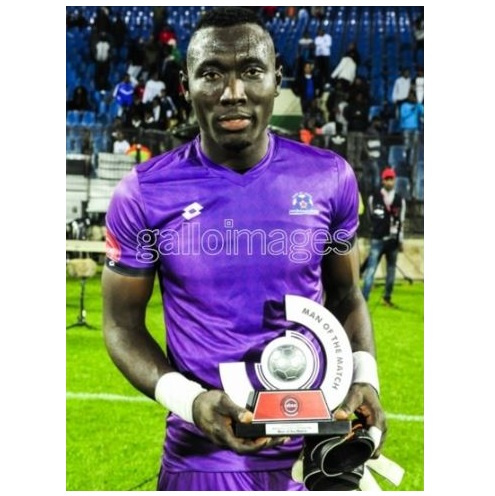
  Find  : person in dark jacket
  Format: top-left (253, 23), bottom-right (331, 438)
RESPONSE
top-left (362, 167), bottom-right (406, 306)
top-left (293, 61), bottom-right (324, 114)
top-left (344, 91), bottom-right (370, 170)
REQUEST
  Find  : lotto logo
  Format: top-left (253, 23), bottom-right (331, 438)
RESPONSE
top-left (182, 202), bottom-right (203, 220)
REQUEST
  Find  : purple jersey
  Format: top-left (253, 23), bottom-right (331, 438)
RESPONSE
top-left (105, 133), bottom-right (359, 473)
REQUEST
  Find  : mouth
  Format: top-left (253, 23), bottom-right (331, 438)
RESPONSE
top-left (217, 113), bottom-right (252, 132)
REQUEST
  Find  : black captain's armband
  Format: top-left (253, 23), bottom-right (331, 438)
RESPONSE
top-left (105, 258), bottom-right (156, 277)
top-left (328, 233), bottom-right (356, 255)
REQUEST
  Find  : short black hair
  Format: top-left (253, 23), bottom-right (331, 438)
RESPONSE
top-left (193, 7), bottom-right (266, 33)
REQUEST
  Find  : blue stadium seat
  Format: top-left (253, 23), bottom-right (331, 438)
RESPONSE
top-left (368, 105), bottom-right (382, 120)
top-left (81, 111), bottom-right (96, 127)
top-left (416, 159), bottom-right (424, 183)
top-left (415, 178), bottom-right (424, 201)
top-left (388, 144), bottom-right (407, 168)
top-left (418, 144), bottom-right (424, 162)
top-left (387, 119), bottom-right (401, 134)
top-left (395, 177), bottom-right (411, 200)
top-left (66, 110), bottom-right (82, 127)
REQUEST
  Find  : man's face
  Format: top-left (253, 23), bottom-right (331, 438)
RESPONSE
top-left (383, 177), bottom-right (395, 191)
top-left (185, 24), bottom-right (281, 155)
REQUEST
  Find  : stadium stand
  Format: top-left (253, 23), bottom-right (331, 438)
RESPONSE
top-left (66, 6), bottom-right (424, 235)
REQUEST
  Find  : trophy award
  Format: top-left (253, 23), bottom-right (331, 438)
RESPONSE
top-left (219, 295), bottom-right (354, 438)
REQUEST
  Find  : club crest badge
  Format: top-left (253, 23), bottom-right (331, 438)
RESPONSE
top-left (289, 192), bottom-right (319, 215)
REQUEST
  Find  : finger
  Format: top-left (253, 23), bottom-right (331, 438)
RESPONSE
top-left (218, 393), bottom-right (251, 422)
top-left (238, 410), bottom-right (254, 423)
top-left (333, 407), bottom-right (352, 420)
top-left (262, 436), bottom-right (291, 449)
top-left (334, 388), bottom-right (363, 419)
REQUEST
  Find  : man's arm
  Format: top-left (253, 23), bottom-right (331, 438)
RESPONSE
top-left (102, 267), bottom-right (171, 397)
top-left (102, 266), bottom-right (285, 453)
top-left (321, 242), bottom-right (387, 453)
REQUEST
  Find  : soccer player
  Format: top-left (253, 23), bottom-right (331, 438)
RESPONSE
top-left (102, 7), bottom-right (386, 491)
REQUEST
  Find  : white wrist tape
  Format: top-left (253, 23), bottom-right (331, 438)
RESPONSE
top-left (368, 426), bottom-right (383, 451)
top-left (352, 351), bottom-right (380, 394)
top-left (154, 372), bottom-right (206, 424)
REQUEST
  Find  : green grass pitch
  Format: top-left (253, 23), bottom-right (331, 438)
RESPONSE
top-left (66, 270), bottom-right (423, 491)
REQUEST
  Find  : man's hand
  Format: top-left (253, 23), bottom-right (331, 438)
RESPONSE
top-left (192, 390), bottom-right (288, 454)
top-left (333, 383), bottom-right (387, 457)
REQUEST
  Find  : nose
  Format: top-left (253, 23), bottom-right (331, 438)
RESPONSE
top-left (220, 76), bottom-right (247, 105)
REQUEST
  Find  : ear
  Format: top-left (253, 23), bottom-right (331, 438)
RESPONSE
top-left (275, 66), bottom-right (283, 97)
top-left (180, 70), bottom-right (191, 102)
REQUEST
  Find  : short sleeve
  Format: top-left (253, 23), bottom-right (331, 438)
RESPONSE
top-left (329, 159), bottom-right (359, 245)
top-left (105, 169), bottom-right (157, 276)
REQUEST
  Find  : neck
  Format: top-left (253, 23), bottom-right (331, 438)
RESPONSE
top-left (199, 132), bottom-right (270, 171)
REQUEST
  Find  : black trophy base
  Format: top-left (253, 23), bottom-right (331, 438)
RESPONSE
top-left (235, 419), bottom-right (351, 438)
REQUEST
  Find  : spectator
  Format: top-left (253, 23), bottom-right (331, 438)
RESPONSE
top-left (113, 74), bottom-right (135, 117)
top-left (152, 7), bottom-right (168, 38)
top-left (81, 128), bottom-right (93, 155)
top-left (150, 96), bottom-right (168, 129)
top-left (391, 68), bottom-right (411, 111)
top-left (125, 93), bottom-right (146, 128)
top-left (414, 66), bottom-right (424, 104)
top-left (112, 13), bottom-right (127, 49)
top-left (142, 109), bottom-right (160, 130)
top-left (159, 45), bottom-right (182, 96)
top-left (293, 61), bottom-right (324, 114)
top-left (345, 42), bottom-right (361, 66)
top-left (93, 31), bottom-right (112, 91)
top-left (300, 100), bottom-right (326, 147)
top-left (127, 37), bottom-right (145, 80)
top-left (142, 72), bottom-right (166, 105)
top-left (94, 6), bottom-right (112, 35)
top-left (413, 16), bottom-right (424, 57)
top-left (344, 91), bottom-right (370, 171)
top-left (314, 28), bottom-right (332, 85)
top-left (399, 89), bottom-right (424, 181)
top-left (311, 6), bottom-right (325, 19)
top-left (331, 49), bottom-right (357, 91)
top-left (349, 76), bottom-right (370, 105)
top-left (143, 35), bottom-right (161, 80)
top-left (302, 99), bottom-right (326, 130)
top-left (297, 30), bottom-right (314, 65)
top-left (158, 89), bottom-right (178, 129)
top-left (158, 24), bottom-right (177, 47)
top-left (113, 130), bottom-right (130, 154)
top-left (285, 6), bottom-right (297, 19)
top-left (67, 10), bottom-right (88, 29)
top-left (134, 76), bottom-right (146, 102)
top-left (129, 110), bottom-right (143, 130)
top-left (363, 117), bottom-right (384, 196)
top-left (260, 6), bottom-right (277, 22)
top-left (325, 79), bottom-right (349, 132)
top-left (67, 85), bottom-right (92, 112)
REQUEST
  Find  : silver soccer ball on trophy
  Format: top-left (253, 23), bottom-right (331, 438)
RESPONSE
top-left (256, 332), bottom-right (319, 390)
top-left (268, 344), bottom-right (308, 382)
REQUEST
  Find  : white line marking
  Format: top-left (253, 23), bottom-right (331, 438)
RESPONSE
top-left (386, 413), bottom-right (424, 422)
top-left (66, 392), bottom-right (424, 422)
top-left (66, 392), bottom-right (152, 403)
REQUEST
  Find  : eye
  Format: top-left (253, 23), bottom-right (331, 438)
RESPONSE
top-left (202, 71), bottom-right (221, 82)
top-left (244, 67), bottom-right (264, 79)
